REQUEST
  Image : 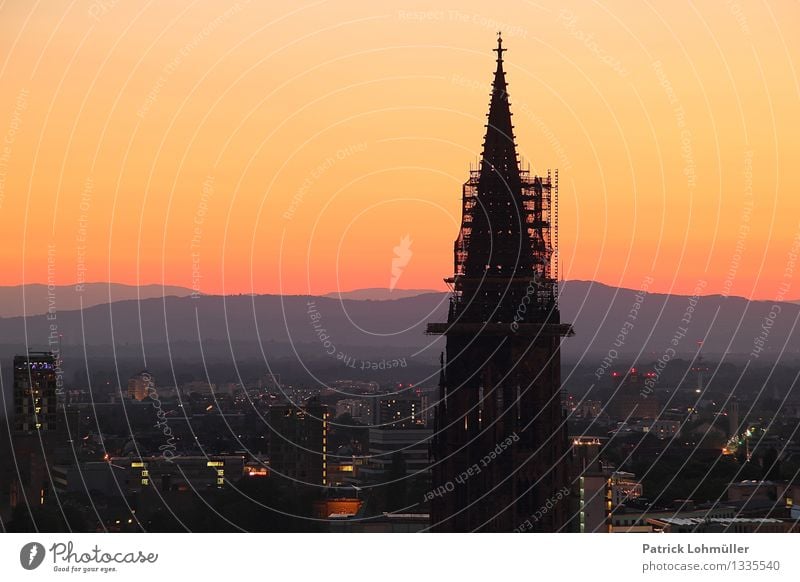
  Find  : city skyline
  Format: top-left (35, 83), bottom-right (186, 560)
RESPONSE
top-left (3, 0), bottom-right (800, 553)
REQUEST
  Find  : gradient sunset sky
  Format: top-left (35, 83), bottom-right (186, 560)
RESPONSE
top-left (0, 0), bottom-right (798, 299)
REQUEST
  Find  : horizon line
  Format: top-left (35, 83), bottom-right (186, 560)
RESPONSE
top-left (1, 279), bottom-right (797, 304)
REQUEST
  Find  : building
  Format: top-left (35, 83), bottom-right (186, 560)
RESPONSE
top-left (359, 427), bottom-right (432, 482)
top-left (326, 456), bottom-right (364, 486)
top-left (726, 480), bottom-right (799, 509)
top-left (268, 398), bottom-right (329, 486)
top-left (374, 395), bottom-right (424, 428)
top-left (427, 36), bottom-right (572, 532)
top-left (648, 516), bottom-right (798, 533)
top-left (575, 400), bottom-right (604, 419)
top-left (6, 353), bottom-right (80, 517)
top-left (607, 369), bottom-right (659, 421)
top-left (566, 439), bottom-right (645, 533)
top-left (181, 380), bottom-right (217, 396)
top-left (329, 511), bottom-right (430, 533)
top-left (570, 437), bottom-right (611, 533)
top-left (127, 370), bottom-right (154, 401)
top-left (646, 419), bottom-right (680, 438)
top-left (334, 398), bottom-right (372, 425)
top-left (610, 504), bottom-right (733, 532)
top-left (312, 498), bottom-right (362, 520)
top-left (614, 419), bottom-right (680, 439)
top-left (244, 456), bottom-right (270, 478)
top-left (63, 455), bottom-right (245, 496)
top-left (611, 471), bottom-right (643, 506)
top-left (13, 352), bottom-right (58, 432)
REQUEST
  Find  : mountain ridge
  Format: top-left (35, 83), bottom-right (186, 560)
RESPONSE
top-left (0, 283), bottom-right (195, 318)
top-left (1, 281), bottom-right (797, 363)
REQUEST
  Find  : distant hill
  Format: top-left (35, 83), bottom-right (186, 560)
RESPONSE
top-left (323, 288), bottom-right (442, 301)
top-left (0, 283), bottom-right (194, 317)
top-left (1, 281), bottom-right (799, 364)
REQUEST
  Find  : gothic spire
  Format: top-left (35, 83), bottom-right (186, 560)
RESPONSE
top-left (480, 32), bottom-right (520, 185)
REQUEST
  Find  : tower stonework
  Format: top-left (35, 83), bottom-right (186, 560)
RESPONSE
top-left (427, 36), bottom-right (573, 532)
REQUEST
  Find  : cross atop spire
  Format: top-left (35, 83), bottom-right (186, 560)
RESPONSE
top-left (494, 31), bottom-right (505, 63)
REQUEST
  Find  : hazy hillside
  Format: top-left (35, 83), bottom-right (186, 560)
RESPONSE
top-left (0, 283), bottom-right (194, 317)
top-left (1, 282), bottom-right (798, 363)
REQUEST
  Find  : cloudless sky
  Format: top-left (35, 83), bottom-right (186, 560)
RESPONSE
top-left (0, 0), bottom-right (798, 299)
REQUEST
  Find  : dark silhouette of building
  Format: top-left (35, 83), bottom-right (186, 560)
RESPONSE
top-left (608, 369), bottom-right (659, 421)
top-left (359, 426), bottom-right (433, 482)
top-left (427, 35), bottom-right (573, 532)
top-left (268, 397), bottom-right (329, 486)
top-left (13, 352), bottom-right (58, 433)
top-left (6, 352), bottom-right (66, 521)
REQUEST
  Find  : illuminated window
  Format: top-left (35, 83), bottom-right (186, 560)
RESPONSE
top-left (141, 470), bottom-right (149, 477)
top-left (216, 478), bottom-right (224, 486)
top-left (141, 478), bottom-right (149, 486)
top-left (207, 461), bottom-right (224, 467)
top-left (216, 470), bottom-right (224, 476)
top-left (131, 462), bottom-right (144, 468)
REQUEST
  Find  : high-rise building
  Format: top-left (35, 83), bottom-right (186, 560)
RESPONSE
top-left (374, 395), bottom-right (424, 428)
top-left (268, 397), bottom-right (329, 486)
top-left (570, 437), bottom-right (611, 533)
top-left (13, 352), bottom-right (58, 433)
top-left (127, 370), bottom-right (154, 401)
top-left (427, 36), bottom-right (573, 532)
top-left (8, 352), bottom-right (61, 514)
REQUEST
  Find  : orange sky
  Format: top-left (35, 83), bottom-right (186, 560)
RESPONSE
top-left (0, 0), bottom-right (798, 299)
